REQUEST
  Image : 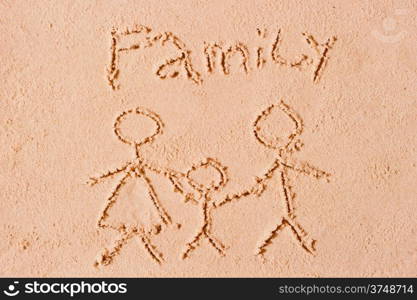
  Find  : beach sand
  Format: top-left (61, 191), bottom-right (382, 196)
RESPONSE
top-left (1, 0), bottom-right (416, 277)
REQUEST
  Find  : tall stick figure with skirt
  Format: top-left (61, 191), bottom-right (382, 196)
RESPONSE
top-left (88, 107), bottom-right (182, 265)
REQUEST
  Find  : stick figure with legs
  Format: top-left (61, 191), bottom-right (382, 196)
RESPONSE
top-left (180, 158), bottom-right (228, 259)
top-left (215, 99), bottom-right (330, 257)
top-left (88, 107), bottom-right (183, 265)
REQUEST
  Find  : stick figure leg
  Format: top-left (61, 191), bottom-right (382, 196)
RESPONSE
top-left (182, 230), bottom-right (204, 259)
top-left (283, 216), bottom-right (316, 254)
top-left (256, 218), bottom-right (287, 256)
top-left (205, 231), bottom-right (226, 256)
top-left (256, 217), bottom-right (316, 256)
top-left (95, 229), bottom-right (135, 267)
top-left (136, 228), bottom-right (164, 264)
top-left (275, 169), bottom-right (317, 254)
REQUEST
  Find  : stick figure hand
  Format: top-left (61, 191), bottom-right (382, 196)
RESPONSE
top-left (250, 177), bottom-right (267, 197)
top-left (169, 174), bottom-right (202, 204)
top-left (86, 177), bottom-right (99, 186)
top-left (309, 169), bottom-right (331, 182)
top-left (321, 172), bottom-right (331, 182)
top-left (184, 192), bottom-right (201, 205)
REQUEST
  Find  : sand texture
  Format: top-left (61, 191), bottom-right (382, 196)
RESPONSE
top-left (1, 0), bottom-right (416, 277)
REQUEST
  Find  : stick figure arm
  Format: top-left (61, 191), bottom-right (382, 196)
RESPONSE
top-left (142, 162), bottom-right (193, 195)
top-left (282, 159), bottom-right (330, 181)
top-left (167, 173), bottom-right (202, 205)
top-left (87, 161), bottom-right (132, 186)
top-left (143, 161), bottom-right (185, 179)
top-left (140, 161), bottom-right (202, 204)
top-left (213, 190), bottom-right (252, 208)
top-left (258, 159), bottom-right (282, 181)
top-left (213, 178), bottom-right (268, 208)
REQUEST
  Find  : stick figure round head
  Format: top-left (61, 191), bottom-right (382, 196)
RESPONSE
top-left (253, 100), bottom-right (303, 153)
top-left (186, 158), bottom-right (228, 193)
top-left (114, 107), bottom-right (164, 146)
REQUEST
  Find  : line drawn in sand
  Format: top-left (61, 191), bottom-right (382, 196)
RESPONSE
top-left (215, 100), bottom-right (331, 257)
top-left (107, 24), bottom-right (337, 89)
top-left (87, 102), bottom-right (330, 263)
top-left (203, 42), bottom-right (250, 75)
top-left (179, 158), bottom-right (229, 259)
top-left (87, 107), bottom-right (185, 266)
top-left (107, 24), bottom-right (202, 90)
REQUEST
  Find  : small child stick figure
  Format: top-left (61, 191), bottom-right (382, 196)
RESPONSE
top-left (215, 99), bottom-right (330, 257)
top-left (88, 107), bottom-right (182, 265)
top-left (181, 158), bottom-right (228, 259)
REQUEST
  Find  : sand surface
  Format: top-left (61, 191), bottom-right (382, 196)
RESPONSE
top-left (1, 0), bottom-right (416, 277)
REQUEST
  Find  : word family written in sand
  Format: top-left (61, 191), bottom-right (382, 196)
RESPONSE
top-left (107, 25), bottom-right (337, 90)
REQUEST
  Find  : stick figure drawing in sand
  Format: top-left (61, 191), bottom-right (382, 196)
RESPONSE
top-left (87, 101), bottom-right (330, 264)
top-left (87, 107), bottom-right (183, 266)
top-left (180, 158), bottom-right (229, 259)
top-left (215, 99), bottom-right (330, 257)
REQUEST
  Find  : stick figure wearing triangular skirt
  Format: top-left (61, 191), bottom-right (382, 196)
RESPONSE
top-left (88, 107), bottom-right (181, 266)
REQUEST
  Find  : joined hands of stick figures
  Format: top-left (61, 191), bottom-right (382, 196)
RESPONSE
top-left (88, 100), bottom-right (330, 265)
